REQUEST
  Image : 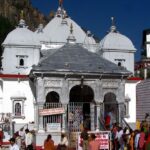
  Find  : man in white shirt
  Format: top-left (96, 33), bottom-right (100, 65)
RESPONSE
top-left (9, 138), bottom-right (19, 150)
top-left (25, 129), bottom-right (33, 150)
top-left (134, 131), bottom-right (140, 150)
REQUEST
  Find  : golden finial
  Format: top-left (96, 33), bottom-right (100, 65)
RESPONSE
top-left (49, 10), bottom-right (55, 18)
top-left (20, 10), bottom-right (24, 19)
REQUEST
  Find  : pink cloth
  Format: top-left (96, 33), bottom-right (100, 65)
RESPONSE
top-left (139, 132), bottom-right (145, 148)
top-left (88, 140), bottom-right (100, 150)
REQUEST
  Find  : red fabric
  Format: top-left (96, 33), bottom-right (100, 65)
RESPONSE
top-left (105, 115), bottom-right (110, 126)
top-left (139, 132), bottom-right (145, 149)
top-left (0, 131), bottom-right (3, 145)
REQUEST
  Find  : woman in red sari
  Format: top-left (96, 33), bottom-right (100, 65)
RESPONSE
top-left (138, 127), bottom-right (145, 150)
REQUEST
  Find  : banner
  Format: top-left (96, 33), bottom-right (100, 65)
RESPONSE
top-left (39, 107), bottom-right (65, 116)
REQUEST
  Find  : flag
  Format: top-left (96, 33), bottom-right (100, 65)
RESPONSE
top-left (59, 0), bottom-right (63, 6)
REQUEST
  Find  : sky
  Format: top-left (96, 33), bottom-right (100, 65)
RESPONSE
top-left (31, 0), bottom-right (150, 61)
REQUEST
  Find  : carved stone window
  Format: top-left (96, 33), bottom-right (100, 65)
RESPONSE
top-left (15, 103), bottom-right (21, 116)
top-left (11, 97), bottom-right (26, 119)
top-left (16, 55), bottom-right (28, 68)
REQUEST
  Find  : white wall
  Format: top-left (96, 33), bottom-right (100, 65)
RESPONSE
top-left (2, 47), bottom-right (40, 75)
top-left (146, 35), bottom-right (150, 58)
top-left (1, 79), bottom-right (35, 124)
top-left (103, 50), bottom-right (134, 74)
top-left (125, 81), bottom-right (141, 125)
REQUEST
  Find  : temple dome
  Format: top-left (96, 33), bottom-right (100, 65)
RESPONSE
top-left (99, 18), bottom-right (136, 51)
top-left (3, 19), bottom-right (38, 46)
top-left (99, 31), bottom-right (136, 51)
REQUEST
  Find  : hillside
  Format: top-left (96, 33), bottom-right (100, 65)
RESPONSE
top-left (0, 0), bottom-right (49, 30)
top-left (0, 0), bottom-right (51, 66)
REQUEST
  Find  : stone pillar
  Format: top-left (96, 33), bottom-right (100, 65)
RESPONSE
top-left (118, 102), bottom-right (125, 126)
top-left (62, 104), bottom-right (67, 132)
top-left (38, 104), bottom-right (45, 133)
top-left (90, 103), bottom-right (95, 131)
top-left (96, 103), bottom-right (101, 131)
top-left (34, 102), bottom-right (39, 131)
top-left (144, 68), bottom-right (147, 79)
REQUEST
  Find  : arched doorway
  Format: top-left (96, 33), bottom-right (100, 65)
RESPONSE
top-left (69, 85), bottom-right (94, 131)
top-left (70, 85), bottom-right (94, 102)
top-left (43, 91), bottom-right (62, 130)
top-left (45, 91), bottom-right (59, 103)
top-left (103, 92), bottom-right (118, 128)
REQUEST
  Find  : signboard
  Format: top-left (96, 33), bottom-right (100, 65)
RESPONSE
top-left (39, 107), bottom-right (65, 116)
top-left (47, 123), bottom-right (61, 132)
top-left (77, 131), bottom-right (110, 150)
top-left (96, 132), bottom-right (109, 149)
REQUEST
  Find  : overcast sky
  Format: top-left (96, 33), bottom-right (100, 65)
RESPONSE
top-left (31, 0), bottom-right (150, 61)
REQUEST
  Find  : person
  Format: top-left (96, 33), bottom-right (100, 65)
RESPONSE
top-left (14, 132), bottom-right (22, 149)
top-left (57, 133), bottom-right (68, 150)
top-left (9, 138), bottom-right (19, 150)
top-left (128, 130), bottom-right (134, 150)
top-left (105, 112), bottom-right (111, 130)
top-left (19, 128), bottom-right (24, 140)
top-left (116, 127), bottom-right (123, 150)
top-left (138, 127), bottom-right (145, 150)
top-left (145, 133), bottom-right (150, 150)
top-left (25, 129), bottom-right (33, 150)
top-left (0, 128), bottom-right (3, 149)
top-left (88, 133), bottom-right (100, 150)
top-left (44, 134), bottom-right (55, 150)
top-left (80, 128), bottom-right (89, 150)
top-left (134, 130), bottom-right (140, 150)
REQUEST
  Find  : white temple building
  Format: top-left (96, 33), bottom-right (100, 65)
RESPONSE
top-left (0, 1), bottom-right (140, 146)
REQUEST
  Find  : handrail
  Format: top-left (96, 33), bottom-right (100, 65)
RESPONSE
top-left (121, 118), bottom-right (132, 130)
top-left (17, 123), bottom-right (28, 132)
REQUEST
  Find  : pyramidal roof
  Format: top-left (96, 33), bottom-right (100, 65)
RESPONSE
top-left (32, 43), bottom-right (130, 76)
top-left (43, 5), bottom-right (96, 46)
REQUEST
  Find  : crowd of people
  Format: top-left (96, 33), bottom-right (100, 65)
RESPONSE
top-left (8, 128), bottom-right (68, 150)
top-left (110, 122), bottom-right (150, 150)
top-left (1, 120), bottom-right (150, 150)
top-left (9, 128), bottom-right (34, 150)
top-left (79, 121), bottom-right (150, 150)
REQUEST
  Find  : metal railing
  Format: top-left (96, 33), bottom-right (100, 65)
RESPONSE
top-left (43, 103), bottom-right (63, 131)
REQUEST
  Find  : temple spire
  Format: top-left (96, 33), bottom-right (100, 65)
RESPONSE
top-left (59, 0), bottom-right (63, 7)
top-left (20, 10), bottom-right (24, 19)
top-left (67, 23), bottom-right (76, 44)
top-left (110, 16), bottom-right (117, 32)
top-left (111, 17), bottom-right (115, 26)
top-left (18, 10), bottom-right (26, 28)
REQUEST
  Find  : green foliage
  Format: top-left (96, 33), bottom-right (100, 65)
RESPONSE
top-left (0, 15), bottom-right (15, 66)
